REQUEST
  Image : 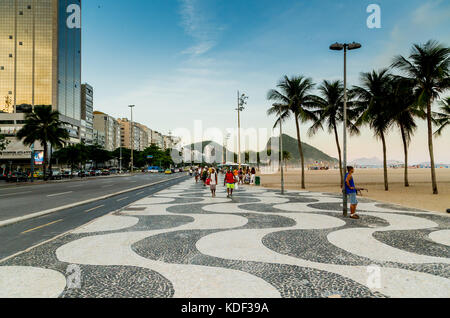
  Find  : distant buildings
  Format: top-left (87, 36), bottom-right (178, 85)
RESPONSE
top-left (93, 111), bottom-right (121, 151)
top-left (81, 84), bottom-right (94, 145)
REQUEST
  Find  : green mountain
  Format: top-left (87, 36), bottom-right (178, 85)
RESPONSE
top-left (266, 134), bottom-right (338, 164)
top-left (184, 135), bottom-right (337, 164)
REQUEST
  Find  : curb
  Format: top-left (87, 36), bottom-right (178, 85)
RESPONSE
top-left (0, 175), bottom-right (188, 229)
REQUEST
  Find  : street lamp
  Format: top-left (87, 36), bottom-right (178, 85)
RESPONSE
top-left (330, 42), bottom-right (362, 217)
top-left (277, 104), bottom-right (285, 195)
top-left (129, 105), bottom-right (135, 174)
top-left (236, 91), bottom-right (248, 170)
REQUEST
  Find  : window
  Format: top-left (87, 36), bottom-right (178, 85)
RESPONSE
top-left (9, 54), bottom-right (12, 58)
top-left (0, 66), bottom-right (4, 70)
top-left (9, 35), bottom-right (13, 39)
top-left (19, 42), bottom-right (23, 46)
top-left (19, 11), bottom-right (23, 15)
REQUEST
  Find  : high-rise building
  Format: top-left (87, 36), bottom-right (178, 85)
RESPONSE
top-left (93, 111), bottom-right (120, 151)
top-left (0, 0), bottom-right (81, 167)
top-left (118, 118), bottom-right (141, 151)
top-left (81, 83), bottom-right (94, 145)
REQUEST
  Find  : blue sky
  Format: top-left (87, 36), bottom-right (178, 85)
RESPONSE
top-left (82, 0), bottom-right (450, 163)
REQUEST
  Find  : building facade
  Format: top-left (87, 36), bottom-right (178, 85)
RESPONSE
top-left (81, 83), bottom-right (94, 145)
top-left (93, 111), bottom-right (120, 151)
top-left (0, 0), bottom-right (82, 168)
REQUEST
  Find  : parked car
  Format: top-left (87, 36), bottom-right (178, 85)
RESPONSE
top-left (109, 169), bottom-right (118, 174)
top-left (101, 169), bottom-right (110, 176)
top-left (78, 170), bottom-right (87, 178)
top-left (6, 171), bottom-right (28, 183)
top-left (50, 169), bottom-right (62, 180)
top-left (62, 170), bottom-right (72, 178)
top-left (164, 169), bottom-right (172, 175)
top-left (88, 170), bottom-right (96, 177)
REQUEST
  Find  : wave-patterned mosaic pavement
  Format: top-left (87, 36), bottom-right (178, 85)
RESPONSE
top-left (1, 178), bottom-right (449, 298)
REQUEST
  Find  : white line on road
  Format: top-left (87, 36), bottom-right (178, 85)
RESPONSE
top-left (47, 191), bottom-right (73, 197)
top-left (0, 191), bottom-right (32, 197)
top-left (117, 197), bottom-right (129, 202)
top-left (85, 205), bottom-right (105, 213)
top-left (136, 191), bottom-right (145, 195)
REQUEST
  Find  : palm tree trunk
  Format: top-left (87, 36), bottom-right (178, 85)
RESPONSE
top-left (43, 143), bottom-right (48, 181)
top-left (295, 117), bottom-right (306, 189)
top-left (333, 124), bottom-right (343, 188)
top-left (427, 100), bottom-right (438, 194)
top-left (400, 124), bottom-right (409, 187)
top-left (381, 132), bottom-right (388, 191)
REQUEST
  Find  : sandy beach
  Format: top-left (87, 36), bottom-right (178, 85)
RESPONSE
top-left (260, 168), bottom-right (450, 213)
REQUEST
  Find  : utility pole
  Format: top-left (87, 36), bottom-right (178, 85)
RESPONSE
top-left (129, 105), bottom-right (135, 174)
top-left (279, 105), bottom-right (284, 195)
top-left (330, 42), bottom-right (362, 217)
top-left (236, 91), bottom-right (248, 170)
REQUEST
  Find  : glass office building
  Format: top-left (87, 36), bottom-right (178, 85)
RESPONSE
top-left (0, 0), bottom-right (81, 164)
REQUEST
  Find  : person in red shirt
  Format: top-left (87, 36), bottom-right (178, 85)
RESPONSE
top-left (224, 168), bottom-right (236, 198)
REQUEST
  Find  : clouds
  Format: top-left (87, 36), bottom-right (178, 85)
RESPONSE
top-left (178, 0), bottom-right (223, 57)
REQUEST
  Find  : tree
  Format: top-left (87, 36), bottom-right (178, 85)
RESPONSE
top-left (86, 144), bottom-right (113, 169)
top-left (267, 75), bottom-right (317, 189)
top-left (392, 40), bottom-right (450, 194)
top-left (0, 134), bottom-right (10, 151)
top-left (353, 69), bottom-right (393, 191)
top-left (53, 143), bottom-right (88, 175)
top-left (433, 97), bottom-right (450, 137)
top-left (308, 80), bottom-right (360, 187)
top-left (282, 151), bottom-right (292, 171)
top-left (16, 106), bottom-right (69, 180)
top-left (389, 77), bottom-right (425, 187)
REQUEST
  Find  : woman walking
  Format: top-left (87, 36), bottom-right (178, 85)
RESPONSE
top-left (209, 168), bottom-right (218, 197)
top-left (250, 167), bottom-right (256, 185)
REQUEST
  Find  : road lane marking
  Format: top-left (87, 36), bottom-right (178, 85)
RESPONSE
top-left (21, 219), bottom-right (63, 234)
top-left (117, 197), bottom-right (129, 202)
top-left (0, 191), bottom-right (32, 197)
top-left (136, 191), bottom-right (145, 195)
top-left (47, 191), bottom-right (73, 197)
top-left (85, 205), bottom-right (105, 213)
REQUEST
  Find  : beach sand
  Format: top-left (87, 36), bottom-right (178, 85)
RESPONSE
top-left (260, 168), bottom-right (450, 213)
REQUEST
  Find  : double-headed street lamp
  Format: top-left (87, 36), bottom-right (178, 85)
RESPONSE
top-left (129, 105), bottom-right (135, 174)
top-left (236, 91), bottom-right (248, 170)
top-left (330, 42), bottom-right (362, 217)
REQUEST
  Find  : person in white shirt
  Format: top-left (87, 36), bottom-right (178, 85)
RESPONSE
top-left (209, 168), bottom-right (218, 197)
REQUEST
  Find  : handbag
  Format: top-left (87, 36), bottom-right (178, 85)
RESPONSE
top-left (206, 178), bottom-right (211, 186)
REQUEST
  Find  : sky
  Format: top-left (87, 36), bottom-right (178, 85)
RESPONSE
top-left (82, 0), bottom-right (450, 164)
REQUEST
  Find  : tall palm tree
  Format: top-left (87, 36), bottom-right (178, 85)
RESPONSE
top-left (308, 80), bottom-right (360, 187)
top-left (282, 151), bottom-right (292, 171)
top-left (392, 40), bottom-right (450, 194)
top-left (16, 106), bottom-right (69, 180)
top-left (353, 69), bottom-right (393, 191)
top-left (433, 97), bottom-right (450, 137)
top-left (267, 75), bottom-right (317, 189)
top-left (389, 77), bottom-right (425, 187)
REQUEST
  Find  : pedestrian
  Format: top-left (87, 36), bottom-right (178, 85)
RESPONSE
top-left (202, 167), bottom-right (208, 186)
top-left (250, 167), bottom-right (256, 185)
top-left (224, 168), bottom-right (236, 198)
top-left (345, 166), bottom-right (360, 219)
top-left (189, 168), bottom-right (193, 177)
top-left (194, 168), bottom-right (199, 183)
top-left (238, 168), bottom-right (244, 184)
top-left (209, 168), bottom-right (218, 197)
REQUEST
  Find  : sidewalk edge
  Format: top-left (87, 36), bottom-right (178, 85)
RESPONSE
top-left (0, 175), bottom-right (187, 229)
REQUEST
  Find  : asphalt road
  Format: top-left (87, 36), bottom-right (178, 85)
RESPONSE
top-left (0, 174), bottom-right (188, 260)
top-left (0, 173), bottom-right (186, 222)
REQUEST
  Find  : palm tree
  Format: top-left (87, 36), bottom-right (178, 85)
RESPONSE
top-left (392, 40), bottom-right (450, 194)
top-left (353, 69), bottom-right (393, 191)
top-left (389, 77), bottom-right (425, 187)
top-left (267, 75), bottom-right (317, 189)
top-left (0, 133), bottom-right (9, 151)
top-left (282, 151), bottom-right (292, 170)
top-left (308, 80), bottom-right (360, 187)
top-left (16, 106), bottom-right (69, 180)
top-left (433, 97), bottom-right (450, 137)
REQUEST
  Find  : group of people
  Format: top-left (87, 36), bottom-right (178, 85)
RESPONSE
top-left (189, 166), bottom-right (257, 198)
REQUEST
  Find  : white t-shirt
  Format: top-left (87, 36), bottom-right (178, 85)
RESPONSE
top-left (210, 172), bottom-right (217, 185)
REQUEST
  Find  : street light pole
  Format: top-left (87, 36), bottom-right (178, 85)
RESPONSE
top-left (129, 105), bottom-right (135, 174)
top-left (330, 42), bottom-right (361, 217)
top-left (279, 105), bottom-right (285, 195)
top-left (236, 91), bottom-right (248, 170)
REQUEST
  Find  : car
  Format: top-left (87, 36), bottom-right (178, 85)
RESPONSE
top-left (7, 171), bottom-right (28, 183)
top-left (164, 169), bottom-right (172, 175)
top-left (62, 170), bottom-right (72, 178)
top-left (78, 170), bottom-right (87, 178)
top-left (50, 169), bottom-right (62, 180)
top-left (101, 169), bottom-right (110, 176)
top-left (88, 170), bottom-right (96, 177)
top-left (95, 170), bottom-right (102, 176)
top-left (109, 169), bottom-right (118, 174)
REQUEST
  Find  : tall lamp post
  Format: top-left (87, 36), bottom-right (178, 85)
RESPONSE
top-left (278, 104), bottom-right (285, 195)
top-left (330, 42), bottom-right (362, 217)
top-left (129, 105), bottom-right (135, 174)
top-left (236, 91), bottom-right (248, 170)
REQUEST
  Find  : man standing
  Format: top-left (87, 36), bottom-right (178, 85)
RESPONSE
top-left (345, 166), bottom-right (360, 219)
top-left (224, 168), bottom-right (236, 198)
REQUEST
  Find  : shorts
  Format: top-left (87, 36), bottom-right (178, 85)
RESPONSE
top-left (348, 193), bottom-right (358, 205)
top-left (210, 184), bottom-right (216, 190)
top-left (226, 183), bottom-right (235, 189)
